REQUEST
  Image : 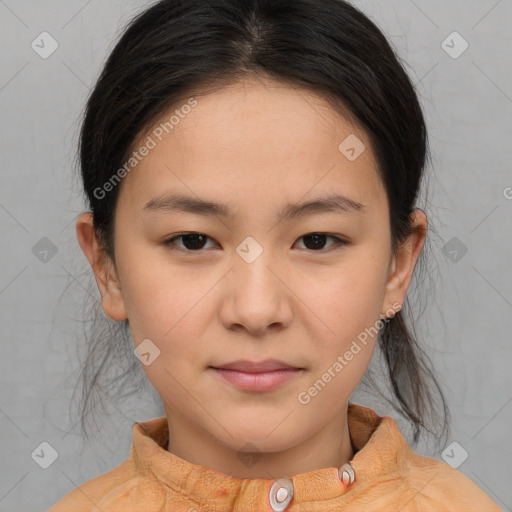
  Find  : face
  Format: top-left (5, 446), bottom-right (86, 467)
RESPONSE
top-left (77, 76), bottom-right (426, 474)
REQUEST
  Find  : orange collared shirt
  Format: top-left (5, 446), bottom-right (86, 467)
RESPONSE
top-left (48, 403), bottom-right (502, 511)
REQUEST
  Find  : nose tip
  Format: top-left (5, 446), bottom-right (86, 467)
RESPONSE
top-left (222, 257), bottom-right (292, 335)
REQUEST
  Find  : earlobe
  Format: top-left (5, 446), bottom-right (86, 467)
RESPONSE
top-left (382, 209), bottom-right (427, 316)
top-left (75, 212), bottom-right (128, 321)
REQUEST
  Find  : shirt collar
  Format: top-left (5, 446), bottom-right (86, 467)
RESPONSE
top-left (128, 402), bottom-right (410, 506)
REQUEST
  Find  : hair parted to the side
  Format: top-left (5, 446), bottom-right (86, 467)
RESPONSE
top-left (69, 0), bottom-right (450, 448)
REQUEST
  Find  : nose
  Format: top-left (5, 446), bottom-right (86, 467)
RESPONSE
top-left (219, 245), bottom-right (293, 336)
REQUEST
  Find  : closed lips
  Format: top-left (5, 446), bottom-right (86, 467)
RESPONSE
top-left (211, 359), bottom-right (303, 372)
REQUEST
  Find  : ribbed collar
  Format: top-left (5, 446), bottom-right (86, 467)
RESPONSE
top-left (129, 402), bottom-right (410, 507)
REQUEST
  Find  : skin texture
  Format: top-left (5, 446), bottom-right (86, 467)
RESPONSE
top-left (76, 76), bottom-right (427, 479)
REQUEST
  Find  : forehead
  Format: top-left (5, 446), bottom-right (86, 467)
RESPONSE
top-left (120, 77), bottom-right (386, 217)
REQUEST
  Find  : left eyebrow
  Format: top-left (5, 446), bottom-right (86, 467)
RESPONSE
top-left (142, 193), bottom-right (366, 220)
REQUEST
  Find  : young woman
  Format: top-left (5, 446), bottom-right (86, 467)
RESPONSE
top-left (49, 0), bottom-right (501, 510)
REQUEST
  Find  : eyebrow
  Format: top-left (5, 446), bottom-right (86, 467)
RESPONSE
top-left (143, 193), bottom-right (365, 220)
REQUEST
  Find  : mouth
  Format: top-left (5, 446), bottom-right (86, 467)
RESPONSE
top-left (208, 359), bottom-right (304, 392)
top-left (210, 359), bottom-right (303, 373)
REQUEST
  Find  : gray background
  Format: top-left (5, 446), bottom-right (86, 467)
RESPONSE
top-left (1, 0), bottom-right (511, 511)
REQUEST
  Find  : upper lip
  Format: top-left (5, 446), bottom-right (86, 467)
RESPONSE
top-left (211, 359), bottom-right (301, 373)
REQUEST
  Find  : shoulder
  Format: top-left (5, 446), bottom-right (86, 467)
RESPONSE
top-left (397, 450), bottom-right (502, 511)
top-left (47, 460), bottom-right (135, 512)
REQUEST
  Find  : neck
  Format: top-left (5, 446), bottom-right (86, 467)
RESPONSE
top-left (164, 404), bottom-right (354, 479)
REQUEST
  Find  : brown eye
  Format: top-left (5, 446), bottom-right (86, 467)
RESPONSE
top-left (164, 233), bottom-right (216, 252)
top-left (295, 233), bottom-right (347, 251)
top-left (163, 232), bottom-right (347, 254)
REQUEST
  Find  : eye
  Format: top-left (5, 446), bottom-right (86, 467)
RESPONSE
top-left (163, 232), bottom-right (348, 254)
top-left (294, 233), bottom-right (347, 252)
top-left (163, 233), bottom-right (218, 252)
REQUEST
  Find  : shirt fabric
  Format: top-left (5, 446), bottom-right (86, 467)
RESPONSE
top-left (48, 403), bottom-right (502, 511)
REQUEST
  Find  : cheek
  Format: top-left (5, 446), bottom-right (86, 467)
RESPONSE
top-left (302, 253), bottom-right (388, 337)
top-left (296, 267), bottom-right (384, 409)
top-left (118, 250), bottom-right (217, 353)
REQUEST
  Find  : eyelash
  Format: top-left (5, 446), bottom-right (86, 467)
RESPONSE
top-left (162, 232), bottom-right (348, 254)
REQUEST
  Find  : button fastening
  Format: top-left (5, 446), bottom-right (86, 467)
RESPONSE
top-left (269, 478), bottom-right (294, 511)
top-left (338, 462), bottom-right (355, 485)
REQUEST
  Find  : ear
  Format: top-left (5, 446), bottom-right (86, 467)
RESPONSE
top-left (381, 209), bottom-right (427, 317)
top-left (75, 212), bottom-right (128, 321)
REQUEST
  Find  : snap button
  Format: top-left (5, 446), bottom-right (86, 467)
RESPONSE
top-left (338, 461), bottom-right (355, 486)
top-left (269, 478), bottom-right (294, 511)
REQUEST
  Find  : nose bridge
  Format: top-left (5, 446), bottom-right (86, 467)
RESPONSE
top-left (223, 234), bottom-right (291, 332)
top-left (233, 234), bottom-right (280, 297)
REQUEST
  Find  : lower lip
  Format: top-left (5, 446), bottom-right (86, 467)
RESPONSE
top-left (210, 368), bottom-right (302, 391)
